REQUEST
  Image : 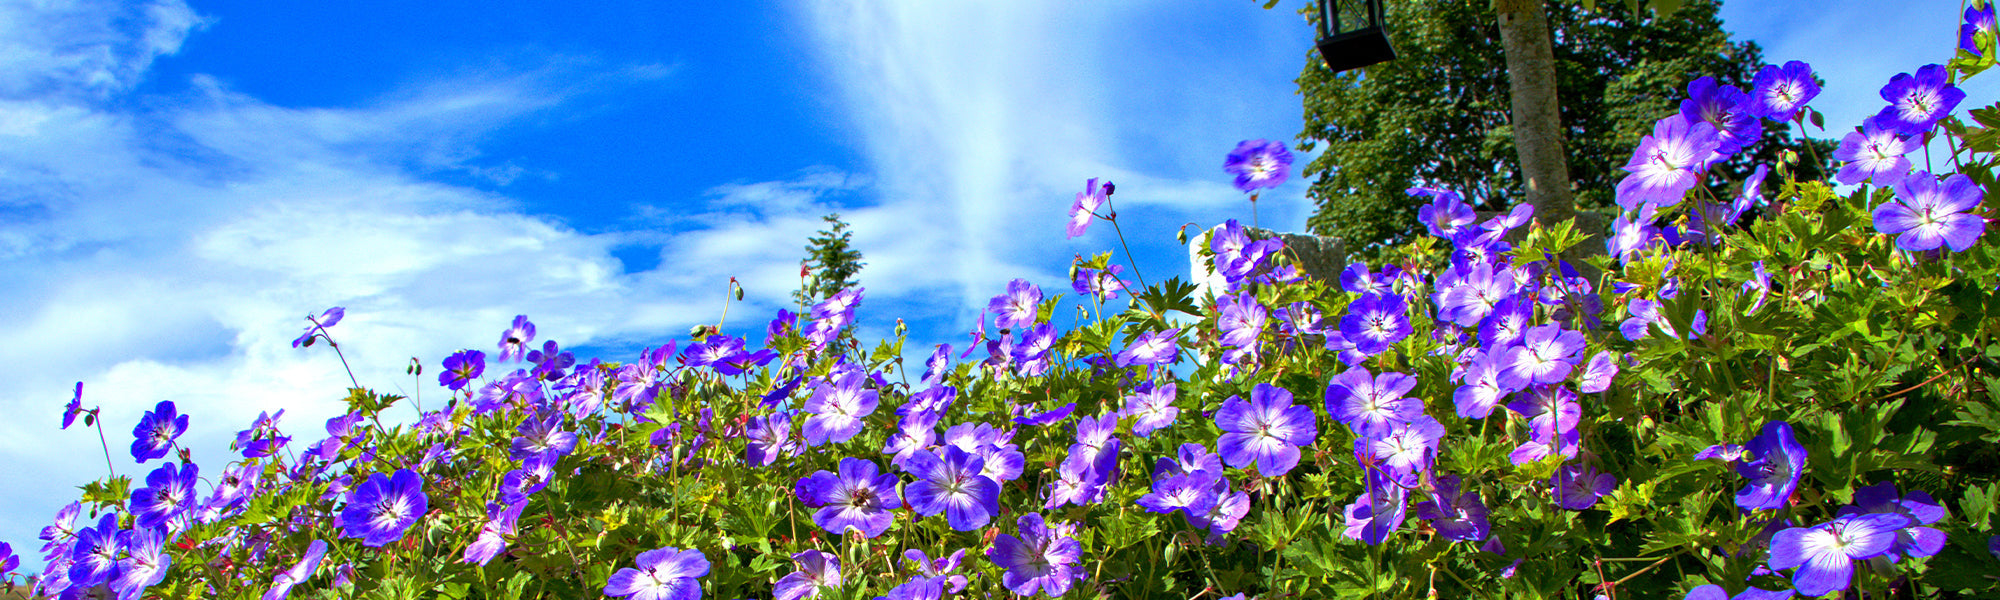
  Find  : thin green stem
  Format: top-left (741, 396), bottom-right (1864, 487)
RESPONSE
top-left (92, 412), bottom-right (115, 478)
top-left (1100, 196), bottom-right (1149, 291)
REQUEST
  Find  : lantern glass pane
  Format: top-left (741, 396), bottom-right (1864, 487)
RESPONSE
top-left (1334, 0), bottom-right (1373, 34)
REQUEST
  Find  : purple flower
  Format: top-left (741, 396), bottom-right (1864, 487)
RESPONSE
top-left (989, 279), bottom-right (1043, 331)
top-left (264, 539), bottom-right (328, 600)
top-left (110, 525), bottom-right (171, 600)
top-left (1085, 264), bottom-right (1129, 302)
top-left (1832, 116), bottom-right (1918, 186)
top-left (1121, 382), bottom-right (1180, 437)
top-left (437, 350), bottom-right (483, 391)
top-left (1551, 463), bottom-right (1616, 510)
top-left (291, 307), bottom-right (345, 348)
top-left (1498, 324), bottom-right (1586, 390)
top-left (462, 502), bottom-right (523, 566)
top-left (1223, 139), bottom-right (1293, 192)
top-left (1325, 367), bottom-right (1423, 438)
top-left (1357, 416), bottom-right (1445, 483)
top-left (775, 550), bottom-right (840, 600)
top-left (905, 446), bottom-right (1000, 531)
top-left (1215, 384), bottom-right (1318, 476)
top-left (987, 513), bottom-right (1083, 597)
top-left (1453, 351), bottom-right (1511, 419)
top-left (745, 414), bottom-right (797, 467)
top-left (1965, 2), bottom-right (1997, 55)
top-left (339, 469), bottom-right (428, 547)
top-left (1617, 115), bottom-right (1721, 211)
top-left (1068, 178), bottom-right (1107, 239)
top-left (802, 368), bottom-right (879, 446)
top-left (1414, 187), bottom-right (1476, 238)
top-left (511, 409), bottom-right (577, 463)
top-left (1138, 469), bottom-right (1220, 518)
top-left (1507, 385), bottom-right (1581, 465)
top-left (1682, 585), bottom-right (1795, 600)
top-left (1735, 421), bottom-right (1806, 511)
top-left (1439, 263), bottom-right (1515, 327)
top-left (1838, 481), bottom-right (1948, 562)
top-left (497, 315), bottom-right (536, 362)
top-left (1873, 171), bottom-right (1988, 252)
top-left (1768, 513), bottom-right (1917, 597)
top-left (1873, 65), bottom-right (1965, 136)
top-left (604, 547), bottom-right (709, 600)
top-left (67, 513), bottom-right (120, 588)
top-left (130, 461), bottom-right (198, 533)
top-left (61, 381), bottom-right (82, 430)
top-left (804, 457), bottom-right (900, 538)
top-left (0, 541), bottom-right (15, 580)
top-left (1578, 351), bottom-right (1619, 394)
top-left (1680, 76), bottom-right (1759, 156)
top-left (1217, 291), bottom-right (1268, 350)
top-left (1743, 260), bottom-right (1772, 316)
top-left (922, 344), bottom-right (953, 385)
top-left (1750, 61), bottom-right (1820, 122)
top-left (1413, 474), bottom-right (1489, 542)
top-left (130, 400), bottom-right (187, 463)
top-left (1342, 469), bottom-right (1407, 545)
top-left (1012, 323), bottom-right (1057, 377)
top-left (1340, 292), bottom-right (1411, 355)
top-left (1115, 328), bottom-right (1181, 368)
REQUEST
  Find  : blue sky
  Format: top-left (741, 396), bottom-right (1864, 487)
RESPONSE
top-left (0, 0), bottom-right (1988, 572)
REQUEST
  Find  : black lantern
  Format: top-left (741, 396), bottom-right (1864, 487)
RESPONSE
top-left (1314, 0), bottom-right (1396, 74)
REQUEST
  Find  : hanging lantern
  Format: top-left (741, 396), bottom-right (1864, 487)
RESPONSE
top-left (1315, 0), bottom-right (1397, 74)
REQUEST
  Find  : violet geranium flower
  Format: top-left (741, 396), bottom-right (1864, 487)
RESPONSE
top-left (1340, 292), bottom-right (1412, 355)
top-left (904, 446), bottom-right (1000, 531)
top-left (801, 368), bottom-right (880, 446)
top-left (339, 469), bottom-right (428, 547)
top-left (987, 513), bottom-right (1083, 598)
top-left (1873, 171), bottom-right (1988, 252)
top-left (1413, 474), bottom-right (1490, 542)
top-left (1838, 481), bottom-right (1948, 562)
top-left (1215, 383), bottom-right (1318, 476)
top-left (1749, 61), bottom-right (1820, 122)
top-left (130, 461), bottom-right (199, 532)
top-left (1121, 382), bottom-right (1180, 438)
top-left (604, 547), bottom-right (710, 600)
top-left (1832, 117), bottom-right (1919, 186)
top-left (1114, 328), bottom-right (1181, 368)
top-left (1768, 513), bottom-right (1918, 597)
top-left (1735, 421), bottom-right (1807, 511)
top-left (439, 349), bottom-right (486, 391)
top-left (1414, 187), bottom-right (1476, 239)
top-left (1616, 115), bottom-right (1721, 211)
top-left (131, 400), bottom-right (188, 463)
top-left (62, 381), bottom-right (82, 430)
top-left (263, 539), bottom-right (328, 600)
top-left (1223, 139), bottom-right (1293, 192)
top-left (1551, 463), bottom-right (1617, 510)
top-left (497, 315), bottom-right (535, 362)
top-left (989, 279), bottom-right (1043, 331)
top-left (109, 525), bottom-right (171, 600)
top-left (774, 550), bottom-right (840, 600)
top-left (1680, 76), bottom-right (1759, 156)
top-left (1068, 178), bottom-right (1106, 239)
top-left (1497, 324), bottom-right (1587, 391)
top-left (1325, 367), bottom-right (1424, 438)
top-left (803, 457), bottom-right (900, 538)
top-left (1873, 64), bottom-right (1965, 136)
top-left (1965, 2), bottom-right (1998, 56)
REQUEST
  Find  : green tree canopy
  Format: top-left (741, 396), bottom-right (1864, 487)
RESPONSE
top-left (1298, 0), bottom-right (1826, 258)
top-left (794, 213), bottom-right (865, 306)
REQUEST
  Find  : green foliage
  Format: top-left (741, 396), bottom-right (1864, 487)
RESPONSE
top-left (1296, 0), bottom-right (1830, 259)
top-left (793, 213), bottom-right (866, 306)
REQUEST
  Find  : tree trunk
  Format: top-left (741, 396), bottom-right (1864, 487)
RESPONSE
top-left (1493, 0), bottom-right (1576, 228)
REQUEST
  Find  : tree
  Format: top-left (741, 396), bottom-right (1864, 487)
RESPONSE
top-left (793, 213), bottom-right (865, 306)
top-left (1297, 0), bottom-right (1829, 258)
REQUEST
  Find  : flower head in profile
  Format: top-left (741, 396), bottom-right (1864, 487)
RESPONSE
top-left (264, 539), bottom-right (328, 600)
top-left (291, 307), bottom-right (345, 348)
top-left (1617, 115), bottom-right (1721, 211)
top-left (1224, 139), bottom-right (1293, 192)
top-left (1734, 421), bottom-right (1807, 511)
top-left (1215, 383), bottom-right (1318, 476)
top-left (1750, 61), bottom-right (1820, 122)
top-left (1115, 328), bottom-right (1181, 368)
top-left (1072, 264), bottom-right (1125, 302)
top-left (1873, 65), bottom-right (1965, 136)
top-left (1873, 171), bottom-right (1988, 252)
top-left (803, 458), bottom-right (900, 538)
top-left (987, 513), bottom-right (1083, 598)
top-left (1965, 2), bottom-right (1998, 55)
top-left (131, 400), bottom-right (188, 463)
top-left (62, 381), bottom-right (83, 430)
top-left (339, 469), bottom-right (428, 547)
top-left (497, 315), bottom-right (536, 362)
top-left (1067, 178), bottom-right (1107, 238)
top-left (604, 547), bottom-right (709, 600)
top-left (461, 502), bottom-right (524, 567)
top-left (1832, 116), bottom-right (1919, 186)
